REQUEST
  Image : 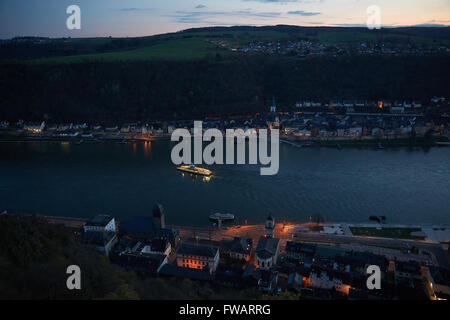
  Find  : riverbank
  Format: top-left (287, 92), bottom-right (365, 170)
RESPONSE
top-left (39, 213), bottom-right (450, 245)
top-left (2, 132), bottom-right (449, 147)
top-left (282, 136), bottom-right (450, 148)
top-left (0, 132), bottom-right (171, 143)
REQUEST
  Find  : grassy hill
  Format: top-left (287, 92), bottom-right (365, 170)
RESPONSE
top-left (1, 25), bottom-right (449, 63)
top-left (33, 38), bottom-right (227, 63)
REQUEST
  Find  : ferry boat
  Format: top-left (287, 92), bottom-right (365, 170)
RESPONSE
top-left (209, 212), bottom-right (235, 221)
top-left (176, 164), bottom-right (212, 176)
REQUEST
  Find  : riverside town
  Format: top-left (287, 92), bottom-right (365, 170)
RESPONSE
top-left (0, 0), bottom-right (449, 313)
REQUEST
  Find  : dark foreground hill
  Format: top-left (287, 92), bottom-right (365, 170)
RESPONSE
top-left (0, 214), bottom-right (262, 299)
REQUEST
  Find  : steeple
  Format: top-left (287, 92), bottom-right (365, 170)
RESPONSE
top-left (265, 214), bottom-right (275, 237)
top-left (270, 96), bottom-right (276, 113)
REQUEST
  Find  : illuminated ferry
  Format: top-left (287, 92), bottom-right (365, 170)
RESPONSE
top-left (209, 213), bottom-right (235, 221)
top-left (176, 164), bottom-right (212, 176)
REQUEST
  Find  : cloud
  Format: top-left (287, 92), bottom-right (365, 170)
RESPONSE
top-left (195, 4), bottom-right (207, 9)
top-left (287, 10), bottom-right (321, 16)
top-left (243, 0), bottom-right (324, 3)
top-left (169, 10), bottom-right (282, 24)
top-left (118, 8), bottom-right (153, 12)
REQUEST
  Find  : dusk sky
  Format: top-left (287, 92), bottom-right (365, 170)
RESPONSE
top-left (0, 0), bottom-right (449, 39)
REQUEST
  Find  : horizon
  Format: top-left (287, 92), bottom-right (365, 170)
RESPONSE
top-left (0, 0), bottom-right (449, 39)
top-left (2, 23), bottom-right (450, 41)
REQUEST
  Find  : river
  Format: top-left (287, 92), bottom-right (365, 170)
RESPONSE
top-left (0, 141), bottom-right (449, 226)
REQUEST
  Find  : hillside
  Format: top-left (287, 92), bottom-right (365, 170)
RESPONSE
top-left (0, 26), bottom-right (449, 122)
top-left (1, 25), bottom-right (449, 62)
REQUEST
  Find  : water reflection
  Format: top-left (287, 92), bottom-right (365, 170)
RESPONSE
top-left (60, 141), bottom-right (70, 154)
top-left (143, 141), bottom-right (151, 157)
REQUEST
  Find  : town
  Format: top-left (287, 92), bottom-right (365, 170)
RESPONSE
top-left (34, 203), bottom-right (450, 300)
top-left (1, 97), bottom-right (449, 147)
top-left (207, 37), bottom-right (450, 57)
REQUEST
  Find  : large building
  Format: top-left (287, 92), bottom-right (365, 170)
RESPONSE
top-left (176, 243), bottom-right (220, 273)
top-left (222, 237), bottom-right (253, 262)
top-left (119, 204), bottom-right (179, 247)
top-left (285, 241), bottom-right (316, 262)
top-left (255, 236), bottom-right (280, 270)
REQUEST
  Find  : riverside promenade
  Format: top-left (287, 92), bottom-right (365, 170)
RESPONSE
top-left (42, 215), bottom-right (450, 267)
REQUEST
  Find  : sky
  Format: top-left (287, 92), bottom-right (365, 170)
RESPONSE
top-left (0, 0), bottom-right (449, 39)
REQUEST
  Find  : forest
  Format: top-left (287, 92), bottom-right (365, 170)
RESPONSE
top-left (1, 54), bottom-right (449, 122)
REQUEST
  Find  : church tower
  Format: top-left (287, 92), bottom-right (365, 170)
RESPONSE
top-left (265, 214), bottom-right (275, 237)
top-left (270, 96), bottom-right (276, 113)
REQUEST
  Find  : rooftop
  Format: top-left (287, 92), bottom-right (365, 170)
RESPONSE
top-left (177, 242), bottom-right (219, 258)
top-left (85, 214), bottom-right (113, 227)
top-left (256, 236), bottom-right (279, 260)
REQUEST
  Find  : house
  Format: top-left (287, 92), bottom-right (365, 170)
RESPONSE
top-left (23, 121), bottom-right (45, 133)
top-left (84, 215), bottom-right (116, 233)
top-left (285, 241), bottom-right (316, 263)
top-left (412, 101), bottom-right (422, 108)
top-left (293, 129), bottom-right (311, 137)
top-left (343, 100), bottom-right (354, 108)
top-left (313, 245), bottom-right (346, 263)
top-left (393, 260), bottom-right (422, 288)
top-left (0, 121), bottom-right (9, 129)
top-left (255, 236), bottom-right (280, 270)
top-left (349, 127), bottom-right (362, 137)
top-left (81, 231), bottom-right (118, 256)
top-left (120, 125), bottom-right (130, 133)
top-left (222, 237), bottom-right (253, 261)
top-left (105, 126), bottom-right (118, 132)
top-left (287, 272), bottom-right (303, 292)
top-left (141, 238), bottom-right (172, 256)
top-left (305, 267), bottom-right (353, 295)
top-left (390, 106), bottom-right (405, 114)
top-left (176, 243), bottom-right (220, 273)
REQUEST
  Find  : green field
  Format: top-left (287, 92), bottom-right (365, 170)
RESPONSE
top-left (350, 227), bottom-right (425, 240)
top-left (33, 37), bottom-right (227, 64)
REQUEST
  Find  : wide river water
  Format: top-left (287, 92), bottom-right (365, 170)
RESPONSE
top-left (0, 141), bottom-right (449, 226)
